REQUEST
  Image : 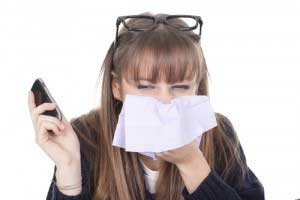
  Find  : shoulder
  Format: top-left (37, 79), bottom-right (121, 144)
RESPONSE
top-left (213, 114), bottom-right (265, 198)
top-left (213, 112), bottom-right (244, 161)
top-left (70, 108), bottom-right (100, 140)
top-left (211, 112), bottom-right (248, 178)
top-left (214, 112), bottom-right (238, 141)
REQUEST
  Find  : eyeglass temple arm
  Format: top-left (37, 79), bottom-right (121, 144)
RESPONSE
top-left (114, 18), bottom-right (123, 49)
top-left (196, 17), bottom-right (203, 38)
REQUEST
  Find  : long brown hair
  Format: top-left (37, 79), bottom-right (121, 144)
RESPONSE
top-left (70, 11), bottom-right (247, 200)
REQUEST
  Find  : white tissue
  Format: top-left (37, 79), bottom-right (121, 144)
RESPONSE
top-left (112, 94), bottom-right (217, 160)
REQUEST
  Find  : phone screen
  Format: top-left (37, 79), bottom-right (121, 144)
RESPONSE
top-left (31, 78), bottom-right (62, 121)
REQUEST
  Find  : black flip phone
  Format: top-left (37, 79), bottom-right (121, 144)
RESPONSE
top-left (30, 78), bottom-right (63, 121)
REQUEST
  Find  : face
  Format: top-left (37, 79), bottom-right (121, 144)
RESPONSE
top-left (111, 72), bottom-right (199, 104)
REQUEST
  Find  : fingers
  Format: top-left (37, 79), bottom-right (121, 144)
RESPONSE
top-left (35, 125), bottom-right (50, 146)
top-left (38, 115), bottom-right (65, 131)
top-left (31, 102), bottom-right (56, 121)
top-left (38, 121), bottom-right (61, 136)
top-left (36, 115), bottom-right (64, 144)
top-left (36, 117), bottom-right (64, 146)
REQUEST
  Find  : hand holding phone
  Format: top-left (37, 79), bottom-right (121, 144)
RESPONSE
top-left (28, 78), bottom-right (81, 170)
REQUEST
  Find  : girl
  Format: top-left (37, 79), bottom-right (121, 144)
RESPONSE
top-left (28, 12), bottom-right (265, 200)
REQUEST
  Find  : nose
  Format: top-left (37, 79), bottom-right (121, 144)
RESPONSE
top-left (155, 89), bottom-right (174, 104)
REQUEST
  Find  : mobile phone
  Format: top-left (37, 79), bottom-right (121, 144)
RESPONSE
top-left (30, 78), bottom-right (63, 121)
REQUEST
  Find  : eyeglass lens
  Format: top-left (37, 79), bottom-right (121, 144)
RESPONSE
top-left (123, 16), bottom-right (198, 30)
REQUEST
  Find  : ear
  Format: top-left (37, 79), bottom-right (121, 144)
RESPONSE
top-left (111, 74), bottom-right (122, 102)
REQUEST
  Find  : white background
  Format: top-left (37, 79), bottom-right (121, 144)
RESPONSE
top-left (1, 0), bottom-right (299, 199)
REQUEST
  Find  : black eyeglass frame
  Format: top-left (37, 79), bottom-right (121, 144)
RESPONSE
top-left (113, 14), bottom-right (203, 49)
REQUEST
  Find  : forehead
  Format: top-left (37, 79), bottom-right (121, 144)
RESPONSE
top-left (119, 36), bottom-right (203, 85)
top-left (124, 64), bottom-right (198, 84)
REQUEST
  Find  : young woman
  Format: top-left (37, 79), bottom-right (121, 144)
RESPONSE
top-left (28, 12), bottom-right (265, 200)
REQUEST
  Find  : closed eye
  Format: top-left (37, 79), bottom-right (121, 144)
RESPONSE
top-left (173, 85), bottom-right (190, 89)
top-left (137, 85), bottom-right (190, 90)
top-left (137, 85), bottom-right (155, 89)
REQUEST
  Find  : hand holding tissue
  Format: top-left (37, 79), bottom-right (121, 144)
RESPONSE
top-left (112, 94), bottom-right (217, 160)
